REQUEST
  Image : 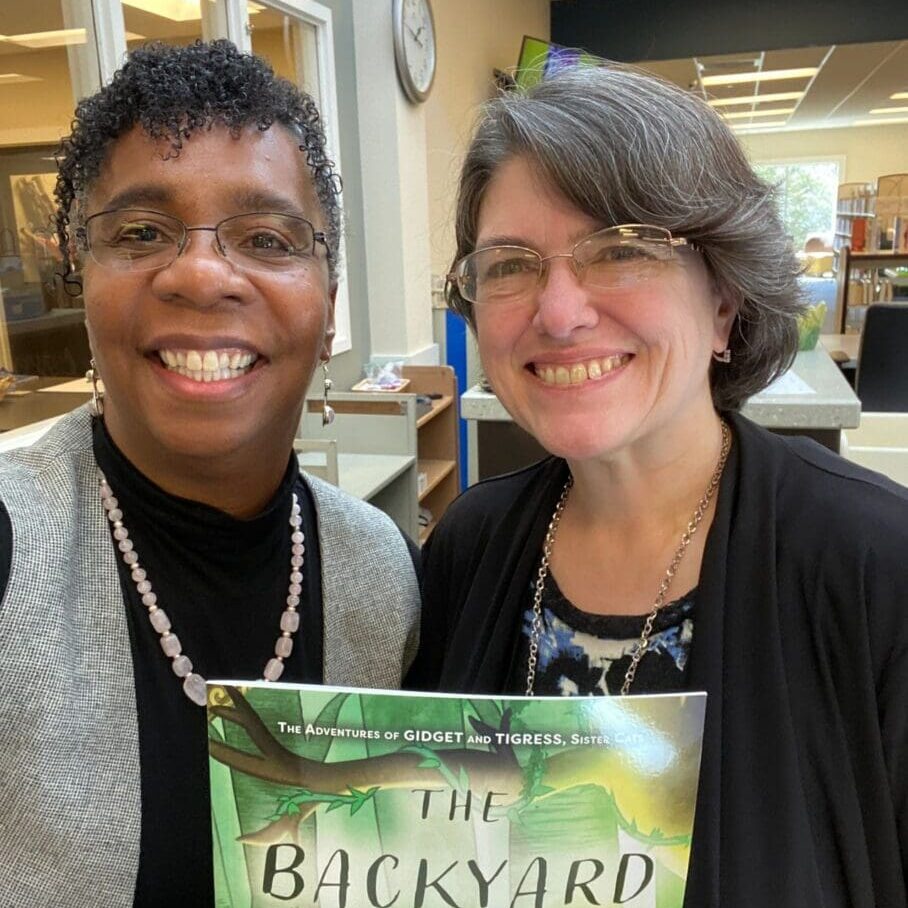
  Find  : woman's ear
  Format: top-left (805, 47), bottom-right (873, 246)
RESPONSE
top-left (712, 281), bottom-right (740, 356)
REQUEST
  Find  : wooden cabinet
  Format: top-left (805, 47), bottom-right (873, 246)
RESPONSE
top-left (296, 366), bottom-right (460, 545)
top-left (297, 393), bottom-right (420, 541)
top-left (402, 365), bottom-right (460, 544)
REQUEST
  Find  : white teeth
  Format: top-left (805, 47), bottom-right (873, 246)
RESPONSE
top-left (156, 347), bottom-right (259, 384)
top-left (535, 354), bottom-right (630, 386)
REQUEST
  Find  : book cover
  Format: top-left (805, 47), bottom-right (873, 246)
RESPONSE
top-left (207, 683), bottom-right (706, 907)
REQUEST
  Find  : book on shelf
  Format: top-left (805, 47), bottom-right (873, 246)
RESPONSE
top-left (207, 682), bottom-right (707, 908)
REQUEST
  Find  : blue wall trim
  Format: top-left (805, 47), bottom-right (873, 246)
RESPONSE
top-left (445, 309), bottom-right (469, 492)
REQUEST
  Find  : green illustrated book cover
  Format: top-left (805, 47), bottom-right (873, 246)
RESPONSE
top-left (207, 683), bottom-right (706, 908)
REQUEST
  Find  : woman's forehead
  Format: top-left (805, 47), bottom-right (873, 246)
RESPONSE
top-left (476, 157), bottom-right (602, 244)
top-left (87, 122), bottom-right (320, 219)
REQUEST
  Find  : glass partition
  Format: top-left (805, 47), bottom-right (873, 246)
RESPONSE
top-left (250, 4), bottom-right (321, 106)
top-left (0, 1), bottom-right (101, 378)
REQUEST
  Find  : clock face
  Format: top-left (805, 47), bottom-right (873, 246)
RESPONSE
top-left (394, 0), bottom-right (436, 102)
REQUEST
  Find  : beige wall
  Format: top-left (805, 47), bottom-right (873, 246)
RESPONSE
top-left (425, 1), bottom-right (550, 279)
top-left (740, 123), bottom-right (908, 184)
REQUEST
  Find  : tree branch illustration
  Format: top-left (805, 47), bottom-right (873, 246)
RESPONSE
top-left (209, 686), bottom-right (523, 797)
top-left (209, 685), bottom-right (698, 860)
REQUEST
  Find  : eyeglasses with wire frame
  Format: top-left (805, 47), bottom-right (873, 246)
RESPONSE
top-left (448, 224), bottom-right (694, 305)
top-left (76, 209), bottom-right (330, 273)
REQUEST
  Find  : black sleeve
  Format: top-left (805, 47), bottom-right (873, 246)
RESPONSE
top-left (399, 528), bottom-right (421, 583)
top-left (0, 501), bottom-right (10, 602)
top-left (403, 516), bottom-right (451, 690)
top-left (403, 458), bottom-right (564, 694)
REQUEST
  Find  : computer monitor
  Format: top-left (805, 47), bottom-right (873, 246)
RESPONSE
top-left (515, 36), bottom-right (602, 90)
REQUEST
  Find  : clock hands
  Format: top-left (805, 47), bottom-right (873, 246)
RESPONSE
top-left (405, 23), bottom-right (425, 48)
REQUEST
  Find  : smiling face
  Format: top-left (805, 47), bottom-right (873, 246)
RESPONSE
top-left (81, 123), bottom-right (335, 473)
top-left (473, 156), bottom-right (736, 463)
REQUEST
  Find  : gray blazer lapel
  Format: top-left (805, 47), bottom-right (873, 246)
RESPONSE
top-left (305, 472), bottom-right (419, 689)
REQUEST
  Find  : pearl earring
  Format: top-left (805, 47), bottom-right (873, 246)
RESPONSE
top-left (321, 361), bottom-right (335, 426)
top-left (87, 358), bottom-right (104, 416)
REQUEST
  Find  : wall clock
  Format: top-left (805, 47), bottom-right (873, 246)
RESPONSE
top-left (392, 0), bottom-right (437, 103)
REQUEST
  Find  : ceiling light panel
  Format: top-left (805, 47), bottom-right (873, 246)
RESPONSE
top-left (121, 0), bottom-right (204, 21)
top-left (722, 107), bottom-right (796, 120)
top-left (732, 121), bottom-right (788, 131)
top-left (0, 29), bottom-right (86, 48)
top-left (0, 73), bottom-right (41, 84)
top-left (854, 116), bottom-right (908, 126)
top-left (869, 106), bottom-right (908, 115)
top-left (702, 67), bottom-right (818, 87)
top-left (709, 91), bottom-right (804, 107)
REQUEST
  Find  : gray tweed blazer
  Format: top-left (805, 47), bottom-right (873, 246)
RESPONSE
top-left (0, 406), bottom-right (420, 906)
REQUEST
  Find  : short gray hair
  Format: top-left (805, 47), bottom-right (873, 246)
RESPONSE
top-left (448, 64), bottom-right (806, 411)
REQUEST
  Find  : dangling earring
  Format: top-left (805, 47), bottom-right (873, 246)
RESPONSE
top-left (86, 358), bottom-right (104, 416)
top-left (712, 348), bottom-right (732, 364)
top-left (321, 361), bottom-right (335, 426)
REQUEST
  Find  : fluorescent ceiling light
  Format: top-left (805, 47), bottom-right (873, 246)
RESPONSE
top-left (122, 0), bottom-right (265, 20)
top-left (121, 0), bottom-right (202, 20)
top-left (0, 28), bottom-right (86, 48)
top-left (890, 92), bottom-right (908, 100)
top-left (0, 73), bottom-right (41, 84)
top-left (702, 67), bottom-right (818, 87)
top-left (869, 106), bottom-right (908, 115)
top-left (722, 107), bottom-right (795, 120)
top-left (709, 91), bottom-right (803, 107)
top-left (732, 121), bottom-right (788, 131)
top-left (854, 116), bottom-right (908, 126)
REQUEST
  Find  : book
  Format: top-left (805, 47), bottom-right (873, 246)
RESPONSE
top-left (207, 682), bottom-right (706, 908)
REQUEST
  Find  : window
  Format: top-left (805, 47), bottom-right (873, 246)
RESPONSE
top-left (753, 158), bottom-right (842, 251)
top-left (0, 0), bottom-right (350, 384)
top-left (247, 0), bottom-right (351, 354)
top-left (0, 3), bottom-right (102, 377)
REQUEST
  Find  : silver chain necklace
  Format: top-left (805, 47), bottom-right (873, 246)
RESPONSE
top-left (526, 420), bottom-right (731, 697)
top-left (98, 472), bottom-right (305, 707)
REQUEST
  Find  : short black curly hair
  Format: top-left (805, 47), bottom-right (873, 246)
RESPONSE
top-left (55, 39), bottom-right (342, 282)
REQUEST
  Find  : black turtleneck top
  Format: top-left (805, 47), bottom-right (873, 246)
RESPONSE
top-left (0, 418), bottom-right (323, 906)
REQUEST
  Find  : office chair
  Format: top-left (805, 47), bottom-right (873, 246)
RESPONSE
top-left (855, 304), bottom-right (908, 412)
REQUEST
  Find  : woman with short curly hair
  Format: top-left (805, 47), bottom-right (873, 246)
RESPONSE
top-left (0, 41), bottom-right (419, 905)
top-left (410, 64), bottom-right (908, 907)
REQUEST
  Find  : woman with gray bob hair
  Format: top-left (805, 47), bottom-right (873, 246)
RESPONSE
top-left (410, 64), bottom-right (908, 907)
top-left (448, 65), bottom-right (805, 410)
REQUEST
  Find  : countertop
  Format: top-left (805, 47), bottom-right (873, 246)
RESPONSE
top-left (462, 346), bottom-right (861, 431)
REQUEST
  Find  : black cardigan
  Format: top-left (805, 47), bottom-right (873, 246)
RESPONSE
top-left (408, 412), bottom-right (908, 908)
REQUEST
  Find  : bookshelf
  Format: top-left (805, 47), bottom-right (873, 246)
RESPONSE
top-left (401, 365), bottom-right (460, 544)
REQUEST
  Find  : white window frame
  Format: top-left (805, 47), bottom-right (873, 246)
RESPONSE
top-left (88, 0), bottom-right (352, 354)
